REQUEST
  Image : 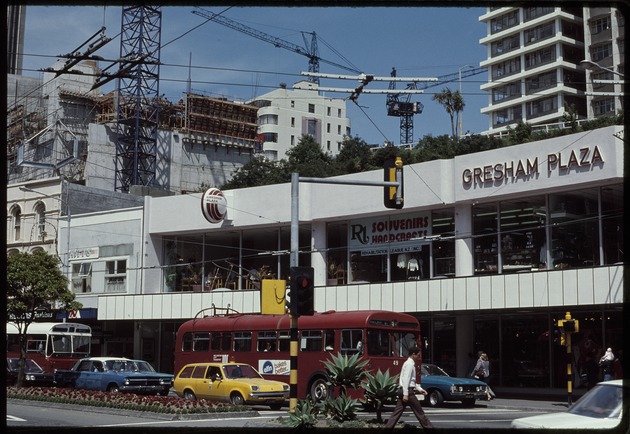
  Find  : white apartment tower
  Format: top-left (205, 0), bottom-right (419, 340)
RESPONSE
top-left (249, 81), bottom-right (351, 161)
top-left (479, 5), bottom-right (624, 135)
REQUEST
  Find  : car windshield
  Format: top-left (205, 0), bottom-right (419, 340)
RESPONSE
top-left (422, 364), bottom-right (449, 377)
top-left (7, 358), bottom-right (44, 373)
top-left (568, 383), bottom-right (623, 419)
top-left (223, 364), bottom-right (261, 379)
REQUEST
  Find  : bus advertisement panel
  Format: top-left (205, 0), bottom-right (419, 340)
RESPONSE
top-left (175, 308), bottom-right (420, 399)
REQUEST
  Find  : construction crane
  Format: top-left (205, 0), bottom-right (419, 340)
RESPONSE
top-left (387, 66), bottom-right (486, 145)
top-left (192, 7), bottom-right (361, 84)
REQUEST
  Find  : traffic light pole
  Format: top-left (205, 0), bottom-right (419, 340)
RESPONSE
top-left (288, 172), bottom-right (401, 412)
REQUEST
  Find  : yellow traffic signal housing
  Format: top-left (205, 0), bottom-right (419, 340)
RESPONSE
top-left (384, 157), bottom-right (404, 209)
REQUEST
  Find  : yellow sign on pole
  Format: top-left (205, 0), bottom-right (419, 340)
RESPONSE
top-left (261, 279), bottom-right (286, 315)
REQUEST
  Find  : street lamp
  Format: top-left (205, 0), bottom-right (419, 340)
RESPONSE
top-left (579, 59), bottom-right (626, 78)
top-left (458, 64), bottom-right (474, 137)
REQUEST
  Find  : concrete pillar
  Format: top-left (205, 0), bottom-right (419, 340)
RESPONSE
top-left (311, 221), bottom-right (327, 286)
top-left (455, 203), bottom-right (474, 277)
top-left (456, 314), bottom-right (475, 377)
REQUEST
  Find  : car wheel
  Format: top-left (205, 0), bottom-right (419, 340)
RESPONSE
top-left (184, 389), bottom-right (196, 400)
top-left (309, 377), bottom-right (329, 402)
top-left (158, 388), bottom-right (169, 396)
top-left (461, 398), bottom-right (476, 407)
top-left (107, 384), bottom-right (120, 393)
top-left (230, 392), bottom-right (245, 406)
top-left (427, 389), bottom-right (443, 407)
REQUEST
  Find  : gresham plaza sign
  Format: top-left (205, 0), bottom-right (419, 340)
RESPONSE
top-left (462, 145), bottom-right (604, 186)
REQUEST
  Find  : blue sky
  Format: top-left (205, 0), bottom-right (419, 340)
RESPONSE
top-left (21, 5), bottom-right (489, 146)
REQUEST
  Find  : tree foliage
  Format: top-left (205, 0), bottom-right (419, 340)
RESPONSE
top-left (7, 250), bottom-right (82, 386)
top-left (432, 87), bottom-right (465, 137)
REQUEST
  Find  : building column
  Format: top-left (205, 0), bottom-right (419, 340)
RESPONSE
top-left (454, 203), bottom-right (474, 277)
top-left (456, 314), bottom-right (475, 378)
top-left (311, 221), bottom-right (327, 286)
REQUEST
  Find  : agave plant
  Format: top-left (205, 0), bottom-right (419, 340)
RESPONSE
top-left (322, 352), bottom-right (369, 397)
top-left (284, 398), bottom-right (319, 428)
top-left (318, 395), bottom-right (360, 422)
top-left (361, 369), bottom-right (399, 423)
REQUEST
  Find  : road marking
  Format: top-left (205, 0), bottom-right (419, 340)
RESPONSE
top-left (96, 415), bottom-right (280, 427)
top-left (6, 415), bottom-right (27, 422)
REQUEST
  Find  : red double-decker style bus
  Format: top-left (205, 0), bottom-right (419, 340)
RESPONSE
top-left (6, 322), bottom-right (92, 372)
top-left (175, 307), bottom-right (420, 399)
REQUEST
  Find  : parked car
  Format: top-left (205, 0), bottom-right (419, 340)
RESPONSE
top-left (173, 362), bottom-right (289, 409)
top-left (511, 380), bottom-right (624, 429)
top-left (420, 363), bottom-right (488, 407)
top-left (54, 357), bottom-right (173, 395)
top-left (6, 357), bottom-right (55, 387)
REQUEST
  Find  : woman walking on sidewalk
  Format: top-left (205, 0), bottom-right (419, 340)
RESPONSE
top-left (473, 352), bottom-right (492, 400)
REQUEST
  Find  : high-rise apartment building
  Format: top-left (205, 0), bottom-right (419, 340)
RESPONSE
top-left (479, 6), bottom-right (624, 135)
top-left (249, 81), bottom-right (351, 161)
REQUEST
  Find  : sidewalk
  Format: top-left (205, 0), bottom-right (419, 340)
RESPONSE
top-left (482, 386), bottom-right (584, 412)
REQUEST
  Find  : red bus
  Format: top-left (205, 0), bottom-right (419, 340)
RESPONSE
top-left (6, 322), bottom-right (92, 372)
top-left (175, 307), bottom-right (420, 399)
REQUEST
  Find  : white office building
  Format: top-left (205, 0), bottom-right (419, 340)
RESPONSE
top-left (250, 81), bottom-right (351, 161)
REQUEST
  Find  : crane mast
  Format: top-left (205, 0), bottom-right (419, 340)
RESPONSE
top-left (387, 66), bottom-right (486, 145)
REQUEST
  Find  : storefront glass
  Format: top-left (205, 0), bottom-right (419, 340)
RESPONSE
top-left (601, 184), bottom-right (624, 265)
top-left (327, 222), bottom-right (348, 285)
top-left (549, 188), bottom-right (599, 269)
top-left (499, 196), bottom-right (546, 273)
top-left (432, 209), bottom-right (455, 277)
top-left (473, 203), bottom-right (499, 274)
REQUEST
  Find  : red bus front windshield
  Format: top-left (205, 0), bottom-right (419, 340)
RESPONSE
top-left (175, 309), bottom-right (420, 399)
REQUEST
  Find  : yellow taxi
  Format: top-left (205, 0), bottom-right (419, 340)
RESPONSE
top-left (173, 362), bottom-right (289, 409)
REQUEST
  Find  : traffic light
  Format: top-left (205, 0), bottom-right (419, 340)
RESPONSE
top-left (563, 319), bottom-right (576, 332)
top-left (289, 266), bottom-right (314, 317)
top-left (384, 157), bottom-right (404, 209)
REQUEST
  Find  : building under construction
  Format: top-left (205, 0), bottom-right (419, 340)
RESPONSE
top-left (7, 60), bottom-right (260, 194)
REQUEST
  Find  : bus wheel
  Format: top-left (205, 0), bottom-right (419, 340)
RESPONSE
top-left (184, 389), bottom-right (196, 400)
top-left (107, 384), bottom-right (120, 393)
top-left (230, 392), bottom-right (245, 406)
top-left (309, 377), bottom-right (329, 401)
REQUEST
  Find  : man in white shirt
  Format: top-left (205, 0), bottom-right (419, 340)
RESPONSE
top-left (385, 345), bottom-right (433, 429)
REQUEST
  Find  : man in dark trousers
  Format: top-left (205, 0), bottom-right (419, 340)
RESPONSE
top-left (385, 345), bottom-right (434, 429)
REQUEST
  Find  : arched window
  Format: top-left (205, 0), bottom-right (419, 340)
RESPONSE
top-left (11, 206), bottom-right (21, 241)
top-left (34, 202), bottom-right (46, 239)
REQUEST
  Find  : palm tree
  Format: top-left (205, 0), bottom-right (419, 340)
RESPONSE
top-left (432, 87), bottom-right (465, 137)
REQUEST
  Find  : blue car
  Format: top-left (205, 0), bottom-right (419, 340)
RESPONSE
top-left (420, 363), bottom-right (488, 407)
top-left (54, 357), bottom-right (173, 396)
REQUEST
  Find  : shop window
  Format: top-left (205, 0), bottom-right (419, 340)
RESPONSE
top-left (326, 222), bottom-right (348, 285)
top-left (549, 189), bottom-right (599, 269)
top-left (432, 209), bottom-right (455, 278)
top-left (601, 184), bottom-right (624, 264)
top-left (499, 197), bottom-right (546, 273)
top-left (473, 203), bottom-right (499, 274)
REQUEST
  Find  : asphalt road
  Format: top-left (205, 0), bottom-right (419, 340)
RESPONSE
top-left (7, 397), bottom-right (567, 430)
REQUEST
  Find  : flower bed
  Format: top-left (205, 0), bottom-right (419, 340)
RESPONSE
top-left (6, 386), bottom-right (249, 414)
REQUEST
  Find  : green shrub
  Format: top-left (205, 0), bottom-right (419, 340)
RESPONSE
top-left (361, 369), bottom-right (399, 423)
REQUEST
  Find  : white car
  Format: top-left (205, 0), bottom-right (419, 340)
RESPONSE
top-left (511, 380), bottom-right (624, 429)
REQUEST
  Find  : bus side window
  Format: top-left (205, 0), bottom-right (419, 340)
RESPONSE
top-left (258, 331), bottom-right (277, 352)
top-left (340, 329), bottom-right (363, 356)
top-left (234, 332), bottom-right (252, 352)
top-left (300, 330), bottom-right (323, 352)
top-left (193, 332), bottom-right (210, 352)
top-left (278, 331), bottom-right (290, 352)
top-left (324, 330), bottom-right (335, 351)
top-left (182, 332), bottom-right (193, 352)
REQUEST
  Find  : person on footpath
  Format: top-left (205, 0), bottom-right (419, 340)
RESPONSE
top-left (599, 348), bottom-right (615, 381)
top-left (384, 345), bottom-right (433, 430)
top-left (472, 352), bottom-right (492, 400)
